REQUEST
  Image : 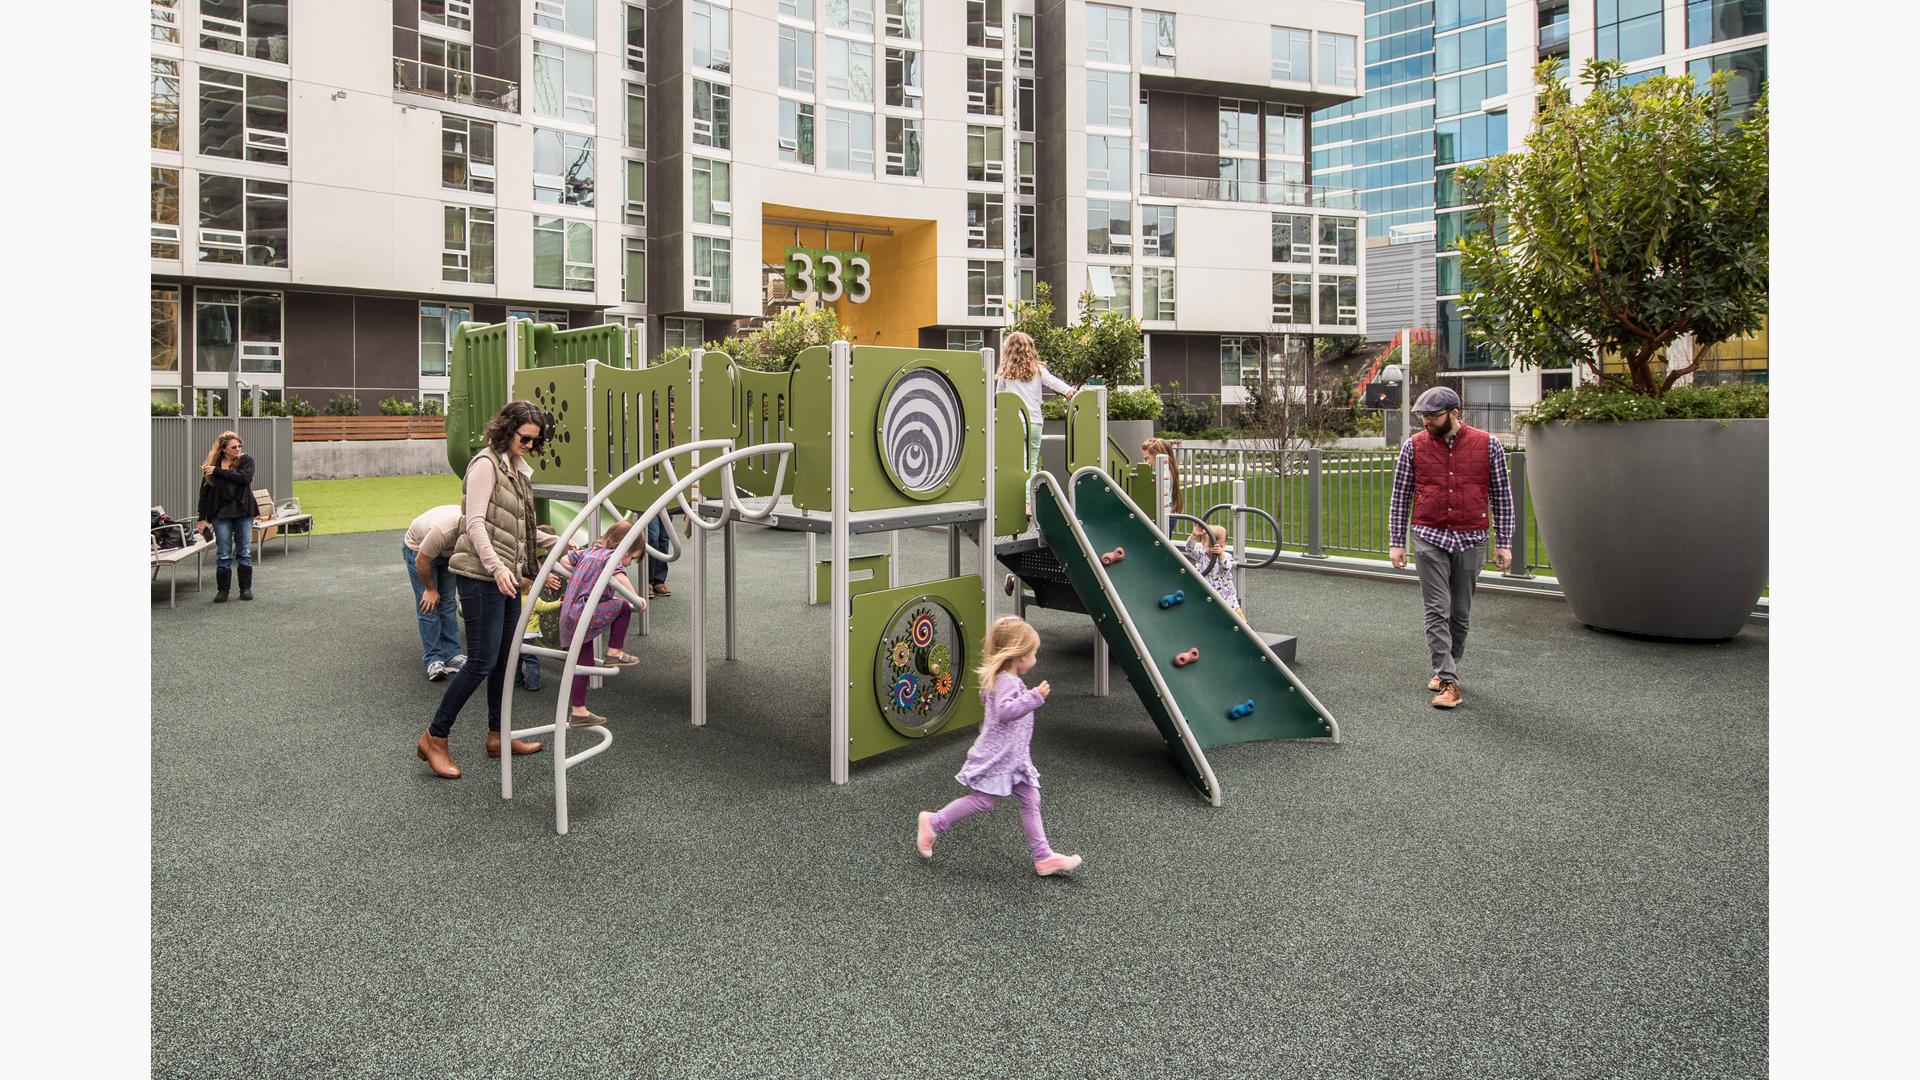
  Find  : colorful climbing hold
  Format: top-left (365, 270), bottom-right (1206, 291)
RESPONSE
top-left (1173, 647), bottom-right (1200, 668)
top-left (1100, 547), bottom-right (1126, 566)
top-left (1227, 699), bottom-right (1256, 720)
top-left (1158, 590), bottom-right (1185, 609)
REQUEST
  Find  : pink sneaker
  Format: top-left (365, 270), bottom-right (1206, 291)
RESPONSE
top-left (916, 811), bottom-right (936, 859)
top-left (1034, 853), bottom-right (1083, 876)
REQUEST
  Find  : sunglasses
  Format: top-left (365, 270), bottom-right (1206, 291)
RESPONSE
top-left (515, 431), bottom-right (548, 448)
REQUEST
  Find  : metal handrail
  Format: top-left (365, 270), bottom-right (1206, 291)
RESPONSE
top-left (1139, 173), bottom-right (1360, 210)
top-left (391, 57), bottom-right (519, 111)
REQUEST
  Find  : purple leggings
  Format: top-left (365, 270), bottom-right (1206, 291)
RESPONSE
top-left (930, 783), bottom-right (1054, 861)
top-left (569, 604), bottom-right (632, 709)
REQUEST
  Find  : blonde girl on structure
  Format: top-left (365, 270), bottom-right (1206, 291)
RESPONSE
top-left (995, 331), bottom-right (1073, 479)
top-left (915, 616), bottom-right (1084, 876)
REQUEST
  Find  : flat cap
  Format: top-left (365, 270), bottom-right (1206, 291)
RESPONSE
top-left (1412, 386), bottom-right (1461, 414)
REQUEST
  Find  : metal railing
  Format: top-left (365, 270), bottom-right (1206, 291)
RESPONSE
top-left (1140, 173), bottom-right (1360, 210)
top-left (1170, 445), bottom-right (1551, 574)
top-left (392, 58), bottom-right (519, 111)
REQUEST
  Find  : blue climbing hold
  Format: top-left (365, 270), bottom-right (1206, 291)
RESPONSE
top-left (1227, 699), bottom-right (1256, 720)
top-left (1159, 589), bottom-right (1185, 609)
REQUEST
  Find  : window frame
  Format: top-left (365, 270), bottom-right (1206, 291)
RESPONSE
top-left (692, 79), bottom-right (731, 149)
top-left (197, 173), bottom-right (288, 267)
top-left (442, 115), bottom-right (496, 193)
top-left (692, 235), bottom-right (732, 304)
top-left (442, 205), bottom-right (495, 284)
top-left (418, 303), bottom-right (473, 378)
top-left (152, 167), bottom-right (182, 259)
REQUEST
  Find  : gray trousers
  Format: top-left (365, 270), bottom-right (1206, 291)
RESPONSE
top-left (1415, 536), bottom-right (1484, 684)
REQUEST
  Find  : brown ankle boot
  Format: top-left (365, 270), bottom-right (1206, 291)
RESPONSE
top-left (417, 732), bottom-right (461, 778)
top-left (486, 730), bottom-right (545, 758)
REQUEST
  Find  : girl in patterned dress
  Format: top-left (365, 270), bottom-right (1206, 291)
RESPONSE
top-left (915, 616), bottom-right (1084, 877)
top-left (557, 520), bottom-right (648, 727)
top-left (1186, 522), bottom-right (1243, 618)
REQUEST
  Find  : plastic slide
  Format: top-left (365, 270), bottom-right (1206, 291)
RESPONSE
top-left (1030, 470), bottom-right (1339, 805)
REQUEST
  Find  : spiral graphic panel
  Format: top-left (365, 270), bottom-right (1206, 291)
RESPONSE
top-left (878, 368), bottom-right (963, 497)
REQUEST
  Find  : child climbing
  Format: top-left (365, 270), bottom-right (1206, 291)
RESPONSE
top-left (1186, 522), bottom-right (1243, 617)
top-left (996, 330), bottom-right (1074, 479)
top-left (915, 616), bottom-right (1084, 877)
top-left (557, 520), bottom-right (648, 728)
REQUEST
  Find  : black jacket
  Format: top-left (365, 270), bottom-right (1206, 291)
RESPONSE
top-left (197, 454), bottom-right (260, 521)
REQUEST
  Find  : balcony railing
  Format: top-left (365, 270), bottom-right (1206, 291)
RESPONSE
top-left (1538, 20), bottom-right (1570, 51)
top-left (393, 58), bottom-right (519, 112)
top-left (1140, 173), bottom-right (1359, 210)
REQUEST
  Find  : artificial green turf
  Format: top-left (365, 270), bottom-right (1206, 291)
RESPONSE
top-left (291, 474), bottom-right (462, 536)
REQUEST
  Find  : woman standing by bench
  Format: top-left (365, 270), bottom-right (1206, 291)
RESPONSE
top-left (196, 430), bottom-right (259, 603)
top-left (417, 401), bottom-right (551, 779)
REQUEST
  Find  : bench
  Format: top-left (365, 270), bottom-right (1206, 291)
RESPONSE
top-left (252, 488), bottom-right (315, 558)
top-left (151, 505), bottom-right (213, 608)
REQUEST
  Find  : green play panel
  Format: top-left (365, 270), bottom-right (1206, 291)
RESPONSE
top-left (847, 575), bottom-right (987, 762)
top-left (1032, 470), bottom-right (1337, 804)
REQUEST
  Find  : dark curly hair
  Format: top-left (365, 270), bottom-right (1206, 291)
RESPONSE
top-left (484, 400), bottom-right (553, 455)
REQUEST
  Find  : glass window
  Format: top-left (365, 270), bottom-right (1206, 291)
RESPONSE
top-left (1088, 70), bottom-right (1130, 128)
top-left (1270, 273), bottom-right (1311, 323)
top-left (198, 174), bottom-right (287, 267)
top-left (152, 168), bottom-right (181, 259)
top-left (626, 82), bottom-right (646, 149)
top-left (1142, 267), bottom-right (1175, 321)
top-left (1016, 76), bottom-right (1035, 133)
top-left (507, 308), bottom-right (570, 327)
top-left (966, 0), bottom-right (1003, 49)
top-left (422, 2), bottom-right (473, 31)
top-left (1086, 4), bottom-right (1129, 63)
top-left (1218, 98), bottom-right (1259, 153)
top-left (623, 237), bottom-right (647, 304)
top-left (625, 159), bottom-right (646, 226)
top-left (419, 34), bottom-right (475, 99)
top-left (967, 192), bottom-right (1005, 250)
top-left (1271, 213), bottom-right (1312, 263)
top-left (967, 260), bottom-right (1005, 318)
top-left (152, 59), bottom-right (180, 151)
top-left (826, 38), bottom-right (874, 103)
top-left (1436, 254), bottom-right (1462, 296)
top-left (1086, 199), bottom-right (1132, 255)
top-left (1596, 0), bottom-right (1664, 63)
top-left (534, 0), bottom-right (594, 39)
top-left (1015, 13), bottom-right (1035, 66)
top-left (1085, 265), bottom-right (1131, 315)
top-left (533, 216), bottom-right (594, 291)
top-left (1688, 0), bottom-right (1766, 47)
top-left (625, 3), bottom-right (646, 72)
top-left (783, 28), bottom-right (816, 94)
top-left (1016, 203), bottom-right (1036, 259)
top-left (693, 157), bottom-right (732, 226)
top-left (1265, 102), bottom-right (1306, 159)
top-left (153, 0), bottom-right (181, 43)
top-left (693, 236), bottom-right (731, 303)
top-left (968, 125), bottom-right (1004, 182)
top-left (1271, 27), bottom-right (1311, 81)
top-left (443, 206), bottom-right (495, 283)
top-left (1141, 205), bottom-right (1175, 257)
top-left (1141, 10), bottom-right (1175, 70)
top-left (1219, 336), bottom-right (1257, 388)
top-left (418, 304), bottom-right (472, 377)
top-left (195, 288), bottom-right (283, 374)
top-left (1319, 32), bottom-right (1358, 89)
top-left (780, 100), bottom-right (816, 164)
top-left (885, 117), bottom-right (923, 177)
top-left (821, 107), bottom-right (874, 174)
top-left (443, 115), bottom-right (496, 193)
top-left (532, 129), bottom-right (595, 207)
top-left (967, 57), bottom-right (1003, 115)
top-left (885, 0), bottom-right (921, 40)
top-left (947, 329), bottom-right (986, 351)
top-left (692, 2), bottom-right (732, 73)
top-left (1689, 46), bottom-right (1767, 120)
top-left (199, 0), bottom-right (287, 63)
top-left (532, 41), bottom-right (594, 122)
top-left (1086, 135), bottom-right (1130, 193)
top-left (1317, 216), bottom-right (1358, 265)
top-left (693, 79), bottom-right (730, 149)
top-left (664, 317), bottom-right (703, 350)
top-left (1317, 274), bottom-right (1358, 326)
top-left (824, 0), bottom-right (875, 34)
top-left (1016, 139), bottom-right (1035, 196)
top-left (199, 67), bottom-right (288, 164)
top-left (885, 47), bottom-right (921, 107)
top-left (153, 286), bottom-right (181, 372)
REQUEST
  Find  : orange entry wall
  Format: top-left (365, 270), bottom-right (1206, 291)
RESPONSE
top-left (762, 205), bottom-right (937, 347)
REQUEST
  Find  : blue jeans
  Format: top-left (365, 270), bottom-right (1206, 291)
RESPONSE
top-left (647, 515), bottom-right (670, 587)
top-left (404, 542), bottom-right (463, 669)
top-left (430, 576), bottom-right (522, 737)
top-left (211, 515), bottom-right (253, 571)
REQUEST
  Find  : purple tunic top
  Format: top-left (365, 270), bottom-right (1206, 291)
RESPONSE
top-left (954, 672), bottom-right (1046, 796)
top-left (559, 546), bottom-right (631, 644)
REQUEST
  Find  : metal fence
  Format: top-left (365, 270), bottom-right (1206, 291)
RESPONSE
top-left (151, 417), bottom-right (295, 523)
top-left (1170, 445), bottom-right (1552, 574)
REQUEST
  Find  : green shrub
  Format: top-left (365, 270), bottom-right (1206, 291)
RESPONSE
top-left (1106, 386), bottom-right (1164, 422)
top-left (1155, 383), bottom-right (1216, 435)
top-left (151, 400), bottom-right (184, 417)
top-left (1040, 397), bottom-right (1067, 421)
top-left (378, 396), bottom-right (418, 416)
top-left (418, 398), bottom-right (444, 416)
top-left (324, 395), bottom-right (362, 416)
top-left (1517, 381), bottom-right (1769, 426)
top-left (1194, 427), bottom-right (1236, 441)
top-left (286, 396), bottom-right (316, 417)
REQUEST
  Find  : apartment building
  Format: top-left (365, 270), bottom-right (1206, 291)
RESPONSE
top-left (149, 1), bottom-right (1368, 416)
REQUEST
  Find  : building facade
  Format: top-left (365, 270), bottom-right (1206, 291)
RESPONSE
top-left (150, 1), bottom-right (1368, 416)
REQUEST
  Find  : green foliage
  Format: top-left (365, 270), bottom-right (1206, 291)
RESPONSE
top-left (417, 397), bottom-right (443, 417)
top-left (378, 396), bottom-right (419, 416)
top-left (1517, 381), bottom-right (1768, 425)
top-left (1314, 334), bottom-right (1367, 360)
top-left (1055, 292), bottom-right (1145, 390)
top-left (1039, 397), bottom-right (1067, 422)
top-left (1456, 59), bottom-right (1769, 398)
top-left (1191, 427), bottom-right (1237, 441)
top-left (730, 306), bottom-right (846, 372)
top-left (285, 396), bottom-right (316, 417)
top-left (151, 400), bottom-right (184, 417)
top-left (324, 395), bottom-right (362, 416)
top-left (1006, 280), bottom-right (1077, 380)
top-left (1106, 386), bottom-right (1164, 422)
top-left (1155, 383), bottom-right (1217, 436)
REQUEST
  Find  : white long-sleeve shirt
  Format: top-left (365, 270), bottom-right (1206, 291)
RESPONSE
top-left (996, 365), bottom-right (1073, 421)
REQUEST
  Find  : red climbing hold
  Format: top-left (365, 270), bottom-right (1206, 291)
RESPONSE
top-left (1100, 547), bottom-right (1126, 566)
top-left (1173, 647), bottom-right (1200, 667)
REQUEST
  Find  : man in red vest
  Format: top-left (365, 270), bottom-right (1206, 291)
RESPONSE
top-left (1387, 386), bottom-right (1515, 709)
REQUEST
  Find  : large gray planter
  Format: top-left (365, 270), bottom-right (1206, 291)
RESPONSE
top-left (1527, 418), bottom-right (1767, 640)
top-left (1108, 419), bottom-right (1153, 458)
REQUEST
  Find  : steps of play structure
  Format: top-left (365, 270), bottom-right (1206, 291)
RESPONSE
top-left (1257, 632), bottom-right (1298, 666)
top-left (1030, 470), bottom-right (1339, 806)
top-left (995, 537), bottom-right (1088, 615)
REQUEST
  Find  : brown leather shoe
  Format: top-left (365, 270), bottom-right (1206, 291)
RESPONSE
top-left (417, 732), bottom-right (461, 778)
top-left (1427, 675), bottom-right (1444, 692)
top-left (486, 730), bottom-right (545, 758)
top-left (1431, 682), bottom-right (1463, 709)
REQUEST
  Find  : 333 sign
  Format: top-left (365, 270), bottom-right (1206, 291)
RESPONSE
top-left (784, 246), bottom-right (873, 304)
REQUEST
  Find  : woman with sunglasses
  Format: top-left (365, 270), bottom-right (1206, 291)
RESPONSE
top-left (418, 400), bottom-right (553, 779)
top-left (196, 429), bottom-right (260, 603)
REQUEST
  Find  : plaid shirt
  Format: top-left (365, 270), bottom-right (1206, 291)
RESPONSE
top-left (1388, 428), bottom-right (1516, 553)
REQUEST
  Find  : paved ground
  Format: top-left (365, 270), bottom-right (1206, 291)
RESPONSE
top-left (152, 527), bottom-right (1767, 1078)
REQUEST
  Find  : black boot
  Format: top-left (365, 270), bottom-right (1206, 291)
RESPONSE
top-left (215, 568), bottom-right (231, 603)
top-left (238, 564), bottom-right (254, 601)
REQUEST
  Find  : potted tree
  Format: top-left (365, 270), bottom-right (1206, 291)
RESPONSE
top-left (1457, 59), bottom-right (1768, 640)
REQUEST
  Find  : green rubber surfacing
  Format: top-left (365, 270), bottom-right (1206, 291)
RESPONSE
top-left (1032, 470), bottom-right (1339, 804)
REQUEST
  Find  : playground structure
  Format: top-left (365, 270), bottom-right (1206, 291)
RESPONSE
top-left (445, 317), bottom-right (1338, 832)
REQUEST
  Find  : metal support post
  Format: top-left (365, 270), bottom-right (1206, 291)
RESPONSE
top-left (724, 519), bottom-right (739, 658)
top-left (1088, 383), bottom-right (1110, 696)
top-left (1400, 329), bottom-right (1413, 451)
top-left (829, 341), bottom-right (852, 784)
top-left (980, 346), bottom-right (997, 622)
top-left (805, 532), bottom-right (819, 604)
top-left (889, 528), bottom-right (900, 587)
top-left (1232, 477), bottom-right (1248, 607)
top-left (690, 349), bottom-right (706, 726)
top-left (1305, 448), bottom-right (1326, 558)
top-left (1154, 454), bottom-right (1172, 536)
top-left (948, 524), bottom-right (962, 579)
